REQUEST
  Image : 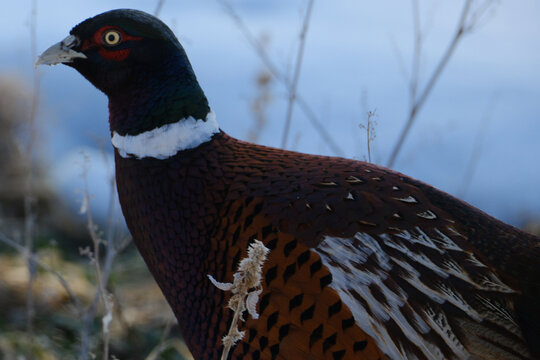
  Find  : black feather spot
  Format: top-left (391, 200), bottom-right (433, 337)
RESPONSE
top-left (332, 349), bottom-right (346, 360)
top-left (328, 300), bottom-right (342, 318)
top-left (261, 224), bottom-right (273, 239)
top-left (270, 344), bottom-right (280, 359)
top-left (248, 328), bottom-right (258, 342)
top-left (242, 341), bottom-right (250, 355)
top-left (253, 201), bottom-right (264, 215)
top-left (233, 206), bottom-right (243, 222)
top-left (279, 324), bottom-right (290, 341)
top-left (297, 250), bottom-right (311, 267)
top-left (342, 317), bottom-right (354, 330)
top-left (222, 200), bottom-right (234, 216)
top-left (232, 250), bottom-right (241, 271)
top-left (300, 304), bottom-right (315, 323)
top-left (265, 265), bottom-right (278, 286)
top-left (252, 350), bottom-right (260, 360)
top-left (232, 226), bottom-right (241, 243)
top-left (244, 214), bottom-right (254, 230)
top-left (309, 324), bottom-right (324, 347)
top-left (244, 203), bottom-right (263, 230)
top-left (259, 293), bottom-right (270, 314)
top-left (310, 259), bottom-right (322, 277)
top-left (320, 273), bottom-right (332, 289)
top-left (289, 293), bottom-right (304, 311)
top-left (259, 336), bottom-right (268, 350)
top-left (244, 196), bottom-right (254, 206)
top-left (267, 311), bottom-right (279, 331)
top-left (354, 340), bottom-right (368, 352)
top-left (266, 237), bottom-right (277, 251)
top-left (323, 333), bottom-right (337, 353)
top-left (283, 262), bottom-right (296, 283)
top-left (284, 239), bottom-right (297, 257)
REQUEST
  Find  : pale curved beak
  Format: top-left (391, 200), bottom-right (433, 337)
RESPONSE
top-left (35, 34), bottom-right (87, 67)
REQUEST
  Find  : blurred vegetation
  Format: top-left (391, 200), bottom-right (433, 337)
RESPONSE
top-left (0, 76), bottom-right (191, 360)
top-left (0, 247), bottom-right (189, 360)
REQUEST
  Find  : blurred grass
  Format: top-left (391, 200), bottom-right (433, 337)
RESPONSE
top-left (0, 245), bottom-right (191, 359)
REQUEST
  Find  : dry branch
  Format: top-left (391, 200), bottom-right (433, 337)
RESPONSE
top-left (217, 0), bottom-right (344, 156)
top-left (387, 0), bottom-right (497, 168)
top-left (154, 0), bottom-right (166, 17)
top-left (24, 1), bottom-right (41, 354)
top-left (281, 0), bottom-right (315, 149)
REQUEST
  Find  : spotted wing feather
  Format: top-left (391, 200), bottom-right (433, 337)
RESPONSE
top-left (216, 135), bottom-right (537, 360)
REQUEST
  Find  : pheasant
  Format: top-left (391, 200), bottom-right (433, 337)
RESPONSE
top-left (37, 9), bottom-right (539, 360)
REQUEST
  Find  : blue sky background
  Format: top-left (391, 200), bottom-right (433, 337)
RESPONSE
top-left (1, 1), bottom-right (539, 227)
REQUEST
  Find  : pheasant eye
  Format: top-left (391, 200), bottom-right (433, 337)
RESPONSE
top-left (103, 30), bottom-right (121, 46)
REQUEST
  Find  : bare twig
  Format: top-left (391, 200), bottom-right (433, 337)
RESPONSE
top-left (387, 0), bottom-right (497, 168)
top-left (458, 93), bottom-right (498, 197)
top-left (145, 338), bottom-right (194, 360)
top-left (247, 66), bottom-right (273, 143)
top-left (154, 0), bottom-right (166, 17)
top-left (389, 37), bottom-right (410, 87)
top-left (464, 0), bottom-right (499, 32)
top-left (145, 319), bottom-right (195, 360)
top-left (78, 153), bottom-right (126, 360)
top-left (217, 0), bottom-right (344, 156)
top-left (79, 240), bottom-right (120, 360)
top-left (359, 110), bottom-right (378, 163)
top-left (24, 0), bottom-right (40, 354)
top-left (80, 159), bottom-right (113, 360)
top-left (157, 319), bottom-right (174, 347)
top-left (410, 0), bottom-right (422, 107)
top-left (281, 0), bottom-right (315, 149)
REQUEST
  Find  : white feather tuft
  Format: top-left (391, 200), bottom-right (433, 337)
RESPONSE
top-left (207, 274), bottom-right (234, 291)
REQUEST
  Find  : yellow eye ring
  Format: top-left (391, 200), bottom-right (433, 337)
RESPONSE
top-left (103, 30), bottom-right (121, 46)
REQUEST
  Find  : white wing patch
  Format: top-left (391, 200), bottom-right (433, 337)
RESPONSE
top-left (314, 227), bottom-right (530, 360)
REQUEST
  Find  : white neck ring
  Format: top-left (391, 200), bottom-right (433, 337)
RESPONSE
top-left (111, 111), bottom-right (219, 159)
